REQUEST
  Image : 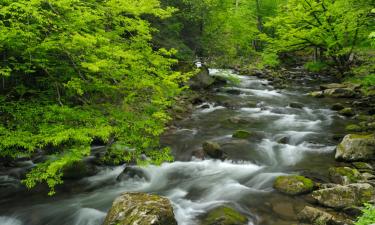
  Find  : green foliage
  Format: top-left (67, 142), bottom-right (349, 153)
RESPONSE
top-left (355, 203), bottom-right (375, 225)
top-left (304, 61), bottom-right (328, 72)
top-left (265, 0), bottom-right (373, 74)
top-left (0, 0), bottom-right (191, 194)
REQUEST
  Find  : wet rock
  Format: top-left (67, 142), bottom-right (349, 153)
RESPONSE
top-left (331, 103), bottom-right (345, 111)
top-left (273, 175), bottom-right (314, 195)
top-left (189, 66), bottom-right (215, 90)
top-left (271, 201), bottom-right (296, 220)
top-left (117, 167), bottom-right (149, 182)
top-left (352, 162), bottom-right (373, 171)
top-left (201, 104), bottom-right (210, 109)
top-left (277, 136), bottom-right (290, 144)
top-left (202, 141), bottom-right (225, 159)
top-left (312, 183), bottom-right (375, 209)
top-left (328, 167), bottom-right (361, 185)
top-left (339, 108), bottom-right (355, 117)
top-left (63, 161), bottom-right (98, 180)
top-left (232, 130), bottom-right (252, 139)
top-left (320, 83), bottom-right (361, 91)
top-left (225, 89), bottom-right (242, 95)
top-left (309, 91), bottom-right (324, 98)
top-left (199, 206), bottom-right (248, 225)
top-left (103, 192), bottom-right (177, 225)
top-left (345, 124), bottom-right (362, 132)
top-left (192, 149), bottom-right (205, 159)
top-left (297, 206), bottom-right (352, 225)
top-left (335, 134), bottom-right (375, 161)
top-left (324, 88), bottom-right (356, 98)
top-left (289, 102), bottom-right (304, 109)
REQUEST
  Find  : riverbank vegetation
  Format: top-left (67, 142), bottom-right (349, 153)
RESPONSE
top-left (0, 0), bottom-right (374, 198)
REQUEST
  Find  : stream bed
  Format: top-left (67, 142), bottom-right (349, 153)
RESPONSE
top-left (0, 69), bottom-right (351, 225)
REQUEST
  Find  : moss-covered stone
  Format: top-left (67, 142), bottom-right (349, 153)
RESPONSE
top-left (335, 134), bottom-right (375, 161)
top-left (331, 103), bottom-right (345, 111)
top-left (202, 141), bottom-right (225, 159)
top-left (345, 124), bottom-right (362, 132)
top-left (312, 183), bottom-right (375, 209)
top-left (328, 167), bottom-right (361, 185)
top-left (232, 130), bottom-right (252, 139)
top-left (309, 91), bottom-right (324, 98)
top-left (200, 206), bottom-right (248, 225)
top-left (352, 162), bottom-right (373, 171)
top-left (339, 108), bottom-right (355, 117)
top-left (273, 175), bottom-right (314, 195)
top-left (103, 192), bottom-right (177, 225)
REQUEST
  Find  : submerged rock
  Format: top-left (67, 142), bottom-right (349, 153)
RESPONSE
top-left (103, 192), bottom-right (177, 225)
top-left (328, 167), bottom-right (361, 185)
top-left (277, 136), bottom-right (290, 144)
top-left (117, 167), bottom-right (149, 182)
top-left (312, 183), bottom-right (375, 209)
top-left (335, 134), bottom-right (375, 161)
top-left (232, 130), bottom-right (252, 139)
top-left (289, 102), bottom-right (304, 109)
top-left (200, 206), bottom-right (248, 225)
top-left (202, 141), bottom-right (225, 159)
top-left (273, 175), bottom-right (314, 195)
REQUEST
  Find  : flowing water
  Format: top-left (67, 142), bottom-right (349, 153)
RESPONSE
top-left (0, 69), bottom-right (350, 225)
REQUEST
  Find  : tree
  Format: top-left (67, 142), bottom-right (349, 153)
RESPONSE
top-left (264, 0), bottom-right (373, 75)
top-left (0, 0), bottom-right (190, 194)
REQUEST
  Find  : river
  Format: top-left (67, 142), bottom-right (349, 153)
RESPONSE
top-left (0, 69), bottom-right (350, 225)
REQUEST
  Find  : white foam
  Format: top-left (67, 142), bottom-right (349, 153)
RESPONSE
top-left (0, 217), bottom-right (22, 225)
top-left (73, 208), bottom-right (106, 225)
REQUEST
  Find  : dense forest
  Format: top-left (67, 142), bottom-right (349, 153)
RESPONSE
top-left (0, 0), bottom-right (374, 225)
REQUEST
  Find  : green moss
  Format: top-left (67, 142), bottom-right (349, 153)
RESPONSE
top-left (355, 203), bottom-right (375, 225)
top-left (346, 124), bottom-right (363, 132)
top-left (274, 175), bottom-right (314, 195)
top-left (329, 167), bottom-right (361, 184)
top-left (232, 130), bottom-right (252, 139)
top-left (201, 206), bottom-right (248, 225)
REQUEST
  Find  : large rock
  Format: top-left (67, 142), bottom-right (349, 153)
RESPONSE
top-left (273, 175), bottom-right (314, 195)
top-left (103, 192), bottom-right (177, 225)
top-left (312, 183), bottom-right (375, 209)
top-left (320, 83), bottom-right (361, 91)
top-left (202, 141), bottom-right (225, 159)
top-left (200, 206), bottom-right (248, 225)
top-left (323, 88), bottom-right (356, 98)
top-left (117, 167), bottom-right (149, 182)
top-left (328, 167), bottom-right (361, 185)
top-left (297, 206), bottom-right (352, 225)
top-left (189, 66), bottom-right (215, 90)
top-left (339, 108), bottom-right (355, 117)
top-left (335, 134), bottom-right (375, 161)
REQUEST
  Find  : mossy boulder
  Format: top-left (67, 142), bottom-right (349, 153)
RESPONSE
top-left (335, 134), bottom-right (375, 161)
top-left (232, 130), bottom-right (252, 139)
top-left (189, 66), bottom-right (215, 90)
top-left (331, 103), bottom-right (345, 111)
top-left (312, 183), bottom-right (375, 209)
top-left (63, 161), bottom-right (98, 180)
top-left (200, 206), bottom-right (248, 225)
top-left (297, 206), bottom-right (352, 225)
top-left (352, 162), bottom-right (373, 171)
top-left (273, 175), bottom-right (314, 195)
top-left (339, 108), bottom-right (355, 117)
top-left (103, 192), bottom-right (177, 225)
top-left (309, 91), bottom-right (324, 98)
top-left (323, 88), bottom-right (356, 98)
top-left (328, 167), bottom-right (361, 185)
top-left (345, 124), bottom-right (362, 132)
top-left (202, 141), bottom-right (225, 159)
